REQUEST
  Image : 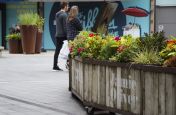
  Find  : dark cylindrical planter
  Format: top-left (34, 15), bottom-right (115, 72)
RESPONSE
top-left (9, 39), bottom-right (23, 54)
top-left (35, 31), bottom-right (42, 53)
top-left (20, 25), bottom-right (37, 54)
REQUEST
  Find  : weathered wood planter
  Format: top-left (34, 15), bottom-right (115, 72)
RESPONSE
top-left (69, 57), bottom-right (176, 115)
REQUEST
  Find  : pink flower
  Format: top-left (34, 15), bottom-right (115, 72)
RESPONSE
top-left (117, 45), bottom-right (126, 53)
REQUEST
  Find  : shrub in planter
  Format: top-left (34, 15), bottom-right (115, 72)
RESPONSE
top-left (69, 31), bottom-right (176, 67)
top-left (136, 32), bottom-right (166, 52)
top-left (132, 49), bottom-right (161, 65)
top-left (35, 16), bottom-right (44, 53)
top-left (69, 31), bottom-right (104, 59)
top-left (18, 12), bottom-right (38, 54)
top-left (109, 35), bottom-right (138, 62)
top-left (6, 33), bottom-right (23, 54)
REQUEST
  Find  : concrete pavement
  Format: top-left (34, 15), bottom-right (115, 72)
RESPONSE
top-left (0, 51), bottom-right (87, 115)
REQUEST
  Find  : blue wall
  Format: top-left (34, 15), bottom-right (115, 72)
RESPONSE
top-left (123, 0), bottom-right (150, 36)
top-left (43, 2), bottom-right (55, 49)
top-left (6, 2), bottom-right (37, 34)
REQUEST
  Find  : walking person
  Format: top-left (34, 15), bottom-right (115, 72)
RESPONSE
top-left (53, 2), bottom-right (69, 71)
top-left (66, 6), bottom-right (83, 69)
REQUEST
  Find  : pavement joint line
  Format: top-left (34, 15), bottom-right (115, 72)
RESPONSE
top-left (0, 93), bottom-right (73, 115)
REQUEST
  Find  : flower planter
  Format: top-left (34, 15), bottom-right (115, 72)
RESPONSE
top-left (69, 57), bottom-right (176, 115)
top-left (35, 31), bottom-right (42, 53)
top-left (20, 25), bottom-right (37, 54)
top-left (8, 39), bottom-right (23, 54)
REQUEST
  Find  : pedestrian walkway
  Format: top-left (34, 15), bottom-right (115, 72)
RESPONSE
top-left (0, 51), bottom-right (87, 115)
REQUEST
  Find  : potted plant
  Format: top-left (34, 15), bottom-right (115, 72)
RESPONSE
top-left (35, 15), bottom-right (44, 53)
top-left (18, 12), bottom-right (38, 54)
top-left (6, 33), bottom-right (23, 54)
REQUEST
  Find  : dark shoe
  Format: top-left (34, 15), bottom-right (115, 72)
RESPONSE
top-left (65, 63), bottom-right (69, 70)
top-left (66, 60), bottom-right (69, 70)
top-left (53, 66), bottom-right (63, 71)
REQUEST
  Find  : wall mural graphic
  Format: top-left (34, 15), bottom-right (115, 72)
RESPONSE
top-left (49, 1), bottom-right (126, 45)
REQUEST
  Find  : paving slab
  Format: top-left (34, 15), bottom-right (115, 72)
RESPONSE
top-left (0, 51), bottom-right (86, 115)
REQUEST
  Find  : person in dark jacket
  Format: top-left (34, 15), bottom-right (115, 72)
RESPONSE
top-left (66, 6), bottom-right (83, 40)
top-left (53, 2), bottom-right (69, 71)
top-left (65, 6), bottom-right (83, 69)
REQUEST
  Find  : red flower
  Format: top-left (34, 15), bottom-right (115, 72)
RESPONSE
top-left (89, 33), bottom-right (94, 37)
top-left (69, 47), bottom-right (73, 52)
top-left (77, 48), bottom-right (84, 53)
top-left (114, 36), bottom-right (121, 41)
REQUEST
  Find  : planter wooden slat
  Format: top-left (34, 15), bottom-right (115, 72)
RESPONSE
top-left (159, 73), bottom-right (166, 115)
top-left (121, 68), bottom-right (129, 111)
top-left (144, 72), bottom-right (154, 115)
top-left (134, 69), bottom-right (141, 114)
top-left (130, 69), bottom-right (141, 114)
top-left (99, 66), bottom-right (106, 105)
top-left (70, 58), bottom-right (176, 115)
top-left (166, 74), bottom-right (176, 115)
top-left (71, 59), bottom-right (83, 100)
top-left (112, 67), bottom-right (117, 108)
top-left (92, 65), bottom-right (98, 103)
top-left (106, 67), bottom-right (110, 107)
top-left (116, 67), bottom-right (122, 109)
top-left (83, 64), bottom-right (89, 102)
top-left (109, 67), bottom-right (114, 108)
top-left (88, 64), bottom-right (93, 102)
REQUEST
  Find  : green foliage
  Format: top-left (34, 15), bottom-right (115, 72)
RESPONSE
top-left (132, 49), bottom-right (161, 65)
top-left (18, 12), bottom-right (38, 25)
top-left (69, 31), bottom-right (176, 67)
top-left (36, 16), bottom-right (44, 32)
top-left (98, 36), bottom-right (118, 60)
top-left (6, 33), bottom-right (21, 40)
top-left (69, 31), bottom-right (104, 59)
top-left (109, 35), bottom-right (138, 62)
top-left (110, 45), bottom-right (137, 62)
top-left (137, 32), bottom-right (166, 52)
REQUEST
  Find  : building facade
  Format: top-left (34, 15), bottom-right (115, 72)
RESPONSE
top-left (1, 0), bottom-right (151, 49)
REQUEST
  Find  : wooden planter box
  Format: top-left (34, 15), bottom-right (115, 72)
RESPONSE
top-left (69, 57), bottom-right (176, 115)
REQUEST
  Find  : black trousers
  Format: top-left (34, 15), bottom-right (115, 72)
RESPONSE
top-left (53, 37), bottom-right (67, 67)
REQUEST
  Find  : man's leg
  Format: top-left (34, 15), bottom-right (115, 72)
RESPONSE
top-left (53, 38), bottom-right (64, 68)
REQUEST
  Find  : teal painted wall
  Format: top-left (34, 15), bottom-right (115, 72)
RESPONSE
top-left (122, 0), bottom-right (150, 36)
top-left (0, 11), bottom-right (2, 46)
top-left (6, 2), bottom-right (37, 48)
top-left (6, 2), bottom-right (37, 34)
top-left (156, 0), bottom-right (176, 6)
top-left (44, 2), bottom-right (55, 49)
